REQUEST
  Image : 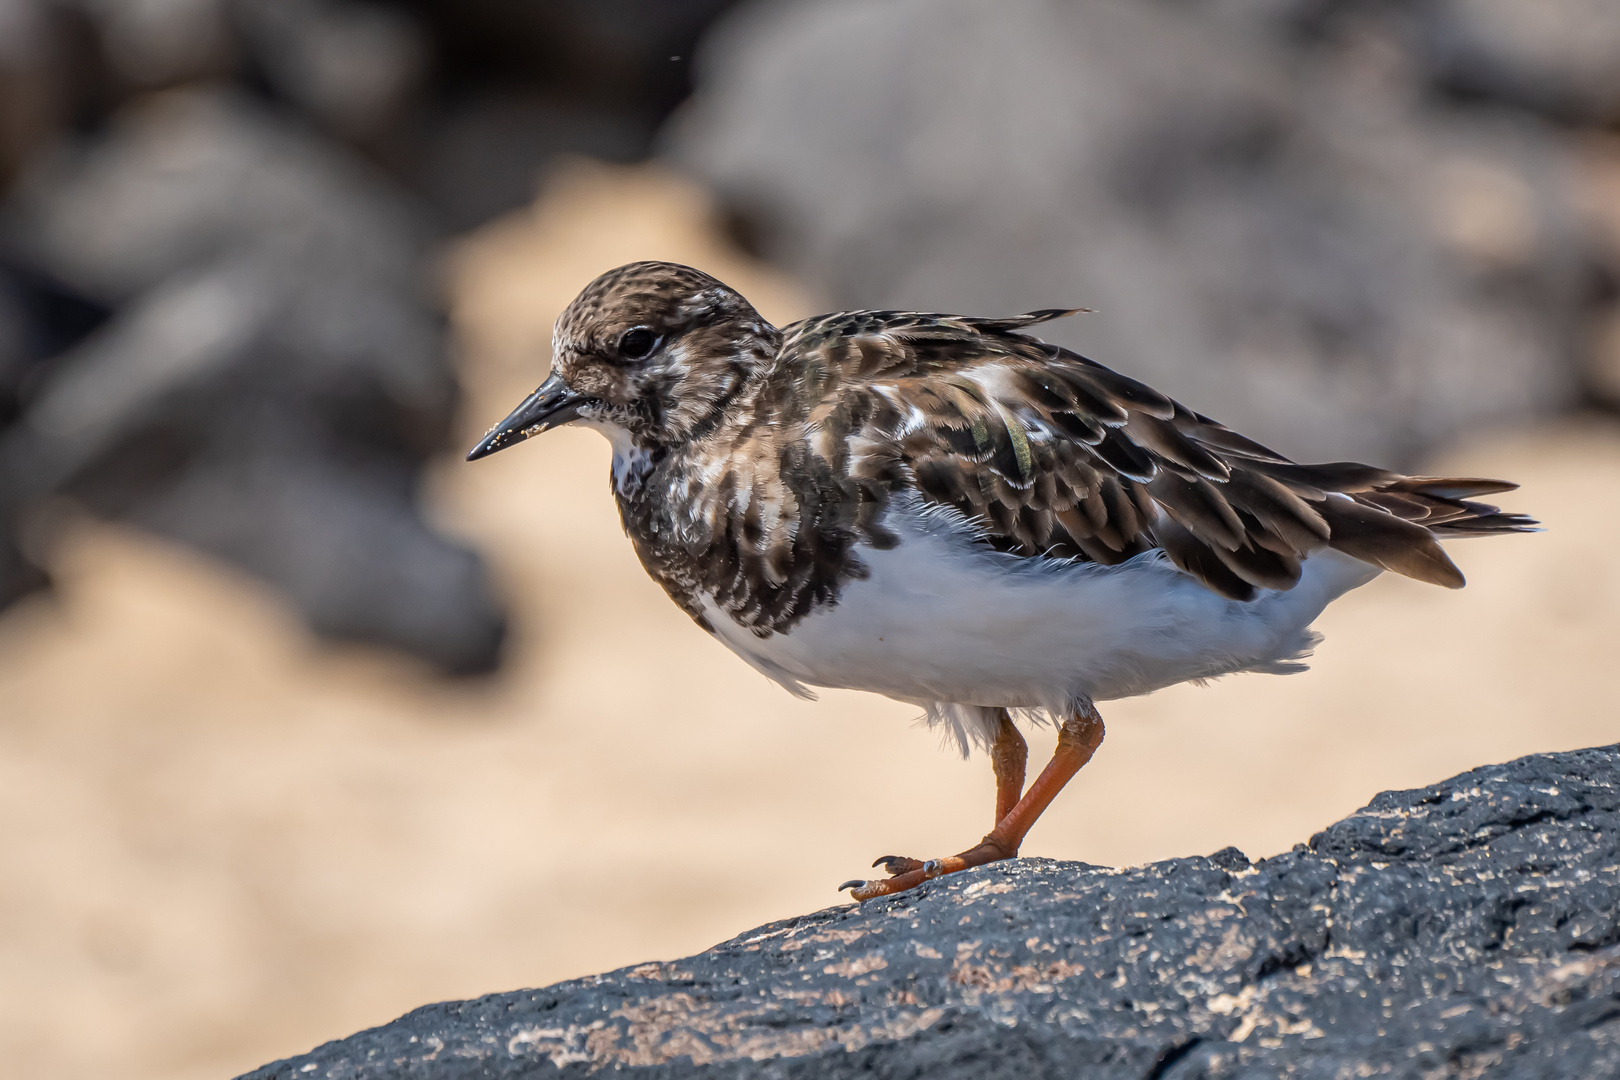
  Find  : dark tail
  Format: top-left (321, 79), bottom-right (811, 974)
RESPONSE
top-left (1313, 475), bottom-right (1536, 588)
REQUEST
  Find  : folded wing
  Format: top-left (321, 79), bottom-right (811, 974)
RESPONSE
top-left (782, 309), bottom-right (1535, 601)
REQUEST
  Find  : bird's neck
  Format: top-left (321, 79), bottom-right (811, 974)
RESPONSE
top-left (579, 418), bottom-right (663, 499)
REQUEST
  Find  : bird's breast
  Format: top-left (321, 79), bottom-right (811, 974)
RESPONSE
top-left (696, 493), bottom-right (1381, 710)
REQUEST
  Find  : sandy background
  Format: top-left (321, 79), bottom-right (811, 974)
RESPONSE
top-left (2, 162), bottom-right (1617, 1080)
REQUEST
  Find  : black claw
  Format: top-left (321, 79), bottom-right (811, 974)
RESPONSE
top-left (838, 879), bottom-right (867, 892)
top-left (873, 854), bottom-right (925, 876)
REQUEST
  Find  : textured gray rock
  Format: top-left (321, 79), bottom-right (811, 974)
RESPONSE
top-left (671, 0), bottom-right (1606, 466)
top-left (243, 745), bottom-right (1620, 1078)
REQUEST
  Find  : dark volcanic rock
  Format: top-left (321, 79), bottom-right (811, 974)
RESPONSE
top-left (244, 746), bottom-right (1620, 1078)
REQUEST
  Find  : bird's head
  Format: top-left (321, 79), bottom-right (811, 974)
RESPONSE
top-left (467, 261), bottom-right (780, 461)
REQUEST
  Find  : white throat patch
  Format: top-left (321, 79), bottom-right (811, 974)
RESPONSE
top-left (578, 419), bottom-right (655, 495)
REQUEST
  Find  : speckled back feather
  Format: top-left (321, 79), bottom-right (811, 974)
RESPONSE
top-left (558, 264), bottom-right (1534, 638)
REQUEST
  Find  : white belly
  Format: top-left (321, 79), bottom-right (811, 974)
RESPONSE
top-left (700, 498), bottom-right (1379, 751)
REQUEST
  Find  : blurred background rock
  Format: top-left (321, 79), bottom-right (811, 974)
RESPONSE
top-left (0, 3), bottom-right (1616, 1080)
top-left (673, 0), bottom-right (1620, 461)
top-left (0, 0), bottom-right (739, 670)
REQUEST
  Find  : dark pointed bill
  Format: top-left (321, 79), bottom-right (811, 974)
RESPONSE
top-left (466, 373), bottom-right (593, 461)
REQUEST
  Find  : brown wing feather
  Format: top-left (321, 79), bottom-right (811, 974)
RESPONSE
top-left (771, 310), bottom-right (1535, 601)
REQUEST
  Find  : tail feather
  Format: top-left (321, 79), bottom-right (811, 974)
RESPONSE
top-left (1317, 495), bottom-right (1468, 588)
top-left (1311, 473), bottom-right (1536, 588)
top-left (1369, 475), bottom-right (1538, 538)
top-left (1388, 476), bottom-right (1521, 500)
top-left (1429, 510), bottom-right (1540, 538)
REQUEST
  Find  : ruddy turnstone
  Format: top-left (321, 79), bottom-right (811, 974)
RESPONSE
top-left (468, 261), bottom-right (1535, 901)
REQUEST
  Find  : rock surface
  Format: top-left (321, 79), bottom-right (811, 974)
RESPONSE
top-left (244, 745), bottom-right (1620, 1078)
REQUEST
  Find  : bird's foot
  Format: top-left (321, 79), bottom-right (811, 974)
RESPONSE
top-left (839, 837), bottom-right (1016, 901)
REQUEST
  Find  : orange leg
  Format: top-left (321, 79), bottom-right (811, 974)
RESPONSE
top-left (870, 709), bottom-right (1030, 879)
top-left (989, 709), bottom-right (1028, 826)
top-left (844, 703), bottom-right (1105, 901)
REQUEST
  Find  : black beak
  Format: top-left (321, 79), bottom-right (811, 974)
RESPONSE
top-left (466, 373), bottom-right (592, 461)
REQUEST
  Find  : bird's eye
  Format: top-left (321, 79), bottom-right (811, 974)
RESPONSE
top-left (617, 327), bottom-right (657, 360)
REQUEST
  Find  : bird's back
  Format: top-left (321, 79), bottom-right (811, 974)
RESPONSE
top-left (614, 306), bottom-right (1533, 640)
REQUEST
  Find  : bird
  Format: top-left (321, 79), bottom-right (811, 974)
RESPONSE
top-left (467, 260), bottom-right (1535, 902)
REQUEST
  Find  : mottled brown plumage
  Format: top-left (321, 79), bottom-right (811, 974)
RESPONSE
top-left (476, 261), bottom-right (1532, 638)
